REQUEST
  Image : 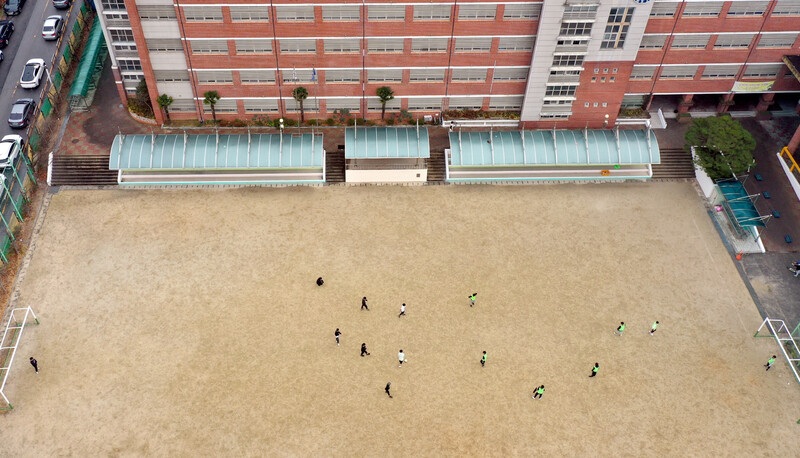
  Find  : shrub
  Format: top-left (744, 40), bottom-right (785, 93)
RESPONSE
top-left (325, 117), bottom-right (336, 126)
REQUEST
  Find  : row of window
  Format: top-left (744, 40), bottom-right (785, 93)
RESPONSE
top-left (650, 1), bottom-right (800, 18)
top-left (158, 96), bottom-right (524, 113)
top-left (154, 68), bottom-right (530, 84)
top-left (559, 7), bottom-right (634, 50)
top-left (640, 33), bottom-right (799, 49)
top-left (176, 37), bottom-right (535, 55)
top-left (170, 4), bottom-right (542, 23)
top-left (630, 64), bottom-right (787, 80)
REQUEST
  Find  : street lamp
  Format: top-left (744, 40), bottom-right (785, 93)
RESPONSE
top-left (279, 118), bottom-right (284, 132)
top-left (603, 114), bottom-right (609, 128)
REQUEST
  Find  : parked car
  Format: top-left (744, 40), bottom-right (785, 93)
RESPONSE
top-left (3, 0), bottom-right (25, 16)
top-left (8, 99), bottom-right (35, 129)
top-left (19, 59), bottom-right (45, 89)
top-left (0, 21), bottom-right (14, 48)
top-left (42, 15), bottom-right (63, 41)
top-left (52, 0), bottom-right (71, 9)
top-left (0, 135), bottom-right (23, 168)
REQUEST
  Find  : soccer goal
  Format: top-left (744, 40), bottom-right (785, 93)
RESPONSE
top-left (0, 306), bottom-right (39, 410)
top-left (754, 317), bottom-right (800, 386)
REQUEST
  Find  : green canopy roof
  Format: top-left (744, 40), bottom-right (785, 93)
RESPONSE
top-left (345, 127), bottom-right (430, 159)
top-left (109, 133), bottom-right (324, 170)
top-left (68, 19), bottom-right (106, 99)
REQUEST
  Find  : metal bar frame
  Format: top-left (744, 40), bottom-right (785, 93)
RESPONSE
top-left (0, 307), bottom-right (39, 409)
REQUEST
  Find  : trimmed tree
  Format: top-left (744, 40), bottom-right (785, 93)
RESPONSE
top-left (685, 116), bottom-right (756, 180)
top-left (157, 94), bottom-right (174, 123)
top-left (203, 90), bottom-right (221, 122)
top-left (293, 86), bottom-right (308, 123)
top-left (376, 86), bottom-right (395, 121)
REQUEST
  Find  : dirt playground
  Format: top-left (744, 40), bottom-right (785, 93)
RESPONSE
top-left (1, 183), bottom-right (798, 456)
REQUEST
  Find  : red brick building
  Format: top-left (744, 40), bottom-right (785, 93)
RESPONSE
top-left (95, 0), bottom-right (800, 128)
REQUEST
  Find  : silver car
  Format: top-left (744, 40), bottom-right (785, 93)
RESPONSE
top-left (42, 15), bottom-right (62, 41)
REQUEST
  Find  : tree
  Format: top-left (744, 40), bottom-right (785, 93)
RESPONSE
top-left (685, 116), bottom-right (756, 180)
top-left (376, 86), bottom-right (395, 121)
top-left (156, 94), bottom-right (174, 123)
top-left (203, 91), bottom-right (221, 122)
top-left (293, 87), bottom-right (308, 123)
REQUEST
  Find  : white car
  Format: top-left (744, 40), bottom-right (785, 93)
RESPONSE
top-left (42, 15), bottom-right (63, 41)
top-left (19, 58), bottom-right (45, 89)
top-left (0, 134), bottom-right (23, 168)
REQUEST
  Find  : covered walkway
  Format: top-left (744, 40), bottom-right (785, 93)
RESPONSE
top-left (716, 178), bottom-right (769, 238)
top-left (67, 19), bottom-right (108, 112)
top-left (344, 127), bottom-right (430, 182)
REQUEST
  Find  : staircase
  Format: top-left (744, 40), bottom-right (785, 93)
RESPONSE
top-left (427, 149), bottom-right (446, 182)
top-left (325, 149), bottom-right (345, 183)
top-left (651, 148), bottom-right (696, 179)
top-left (49, 155), bottom-right (117, 186)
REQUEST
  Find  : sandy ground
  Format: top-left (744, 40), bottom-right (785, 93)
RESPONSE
top-left (1, 183), bottom-right (799, 456)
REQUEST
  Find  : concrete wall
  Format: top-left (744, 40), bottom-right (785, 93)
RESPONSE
top-left (346, 168), bottom-right (427, 183)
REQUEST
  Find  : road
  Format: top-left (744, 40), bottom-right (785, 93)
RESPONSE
top-left (0, 0), bottom-right (80, 142)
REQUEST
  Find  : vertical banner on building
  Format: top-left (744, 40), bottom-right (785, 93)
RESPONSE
top-left (731, 81), bottom-right (775, 93)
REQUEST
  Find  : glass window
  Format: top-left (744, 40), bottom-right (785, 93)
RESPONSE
top-left (458, 4), bottom-right (496, 20)
top-left (743, 64), bottom-right (784, 78)
top-left (280, 39), bottom-right (316, 53)
top-left (713, 34), bottom-right (754, 49)
top-left (448, 97), bottom-right (482, 110)
top-left (757, 33), bottom-right (798, 48)
top-left (601, 7), bottom-right (634, 49)
top-left (489, 96), bottom-right (523, 110)
top-left (368, 38), bottom-right (404, 53)
top-left (367, 69), bottom-right (403, 82)
top-left (154, 70), bottom-right (189, 82)
top-left (325, 69), bottom-right (360, 83)
top-left (409, 69), bottom-right (446, 82)
top-left (544, 85), bottom-right (577, 97)
top-left (407, 97), bottom-right (443, 110)
top-left (190, 40), bottom-right (228, 54)
top-left (492, 68), bottom-right (529, 81)
top-left (682, 2), bottom-right (724, 17)
top-left (109, 29), bottom-right (134, 42)
top-left (324, 39), bottom-right (360, 53)
top-left (411, 37), bottom-right (448, 52)
top-left (727, 2), bottom-right (768, 16)
top-left (244, 99), bottom-right (279, 112)
top-left (660, 66), bottom-right (698, 79)
top-left (197, 71), bottom-right (233, 84)
top-left (239, 71), bottom-right (276, 84)
top-left (138, 6), bottom-right (175, 20)
top-left (670, 34), bottom-right (711, 49)
top-left (773, 0), bottom-right (800, 15)
top-left (639, 35), bottom-right (667, 49)
top-left (230, 6), bottom-right (268, 22)
top-left (147, 39), bottom-right (182, 52)
top-left (498, 36), bottom-right (534, 52)
top-left (183, 6), bottom-right (222, 22)
top-left (368, 5), bottom-right (405, 21)
top-left (451, 68), bottom-right (487, 82)
top-left (559, 22), bottom-right (593, 36)
top-left (701, 65), bottom-right (740, 78)
top-left (563, 5), bottom-right (598, 20)
top-left (649, 2), bottom-right (679, 17)
top-left (275, 6), bottom-right (314, 22)
top-left (454, 37), bottom-right (492, 52)
top-left (235, 40), bottom-right (272, 54)
top-left (100, 0), bottom-right (125, 11)
top-left (503, 4), bottom-right (541, 19)
top-left (322, 5), bottom-right (359, 21)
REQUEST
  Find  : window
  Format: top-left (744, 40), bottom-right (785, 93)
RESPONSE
top-left (621, 94), bottom-right (645, 108)
top-left (498, 36), bottom-right (534, 52)
top-left (409, 69), bottom-right (445, 82)
top-left (282, 69), bottom-right (314, 83)
top-left (451, 68), bottom-right (487, 82)
top-left (368, 5), bottom-right (405, 21)
top-left (559, 22), bottom-right (593, 36)
top-left (660, 66), bottom-right (697, 79)
top-left (671, 34), bottom-right (710, 49)
top-left (544, 85), bottom-right (577, 97)
top-left (413, 4), bottom-right (451, 20)
top-left (148, 39), bottom-right (182, 52)
top-left (728, 2), bottom-right (767, 16)
top-left (235, 40), bottom-right (272, 54)
top-left (458, 4), bottom-right (496, 20)
top-left (239, 70), bottom-right (276, 84)
top-left (280, 39), bottom-right (316, 54)
top-left (649, 2), bottom-right (679, 17)
top-left (322, 5), bottom-right (359, 21)
top-left (154, 70), bottom-right (189, 82)
top-left (183, 6), bottom-right (222, 22)
top-left (489, 96), bottom-right (523, 110)
top-left (454, 37), bottom-right (492, 52)
top-left (109, 29), bottom-right (134, 42)
top-left (104, 11), bottom-right (129, 20)
top-left (493, 67), bottom-right (528, 81)
top-left (757, 33), bottom-right (797, 48)
top-left (639, 35), bottom-right (666, 49)
top-left (122, 74), bottom-right (142, 81)
top-left (503, 4), bottom-right (541, 19)
top-left (743, 64), bottom-right (783, 78)
top-left (584, 102), bottom-right (590, 107)
top-left (601, 8), bottom-right (634, 49)
top-left (170, 99), bottom-right (196, 112)
top-left (682, 2), bottom-right (723, 17)
top-left (593, 68), bottom-right (599, 74)
top-left (563, 5), bottom-right (598, 20)
top-left (552, 55), bottom-right (584, 67)
top-left (324, 39), bottom-right (360, 53)
top-left (113, 43), bottom-right (137, 52)
top-left (448, 97), bottom-right (482, 110)
top-left (702, 65), bottom-right (740, 78)
top-left (204, 100), bottom-right (237, 113)
top-left (368, 38), bottom-right (404, 53)
top-left (630, 66), bottom-right (656, 80)
top-left (100, 0), bottom-right (125, 11)
top-left (230, 6), bottom-right (268, 22)
top-left (367, 69), bottom-right (403, 82)
top-left (591, 76), bottom-right (597, 81)
top-left (543, 99), bottom-right (572, 105)
top-left (411, 38), bottom-right (448, 53)
top-left (367, 97), bottom-right (401, 111)
top-left (190, 40), bottom-right (228, 55)
top-left (773, 0), bottom-right (800, 15)
top-left (197, 71), bottom-right (233, 84)
top-left (138, 6), bottom-right (175, 21)
top-left (326, 99), bottom-right (360, 112)
top-left (275, 5), bottom-right (314, 22)
top-left (118, 59), bottom-right (142, 71)
top-left (713, 34), bottom-right (754, 49)
top-left (244, 99), bottom-right (279, 113)
top-left (284, 98), bottom-right (316, 112)
top-left (408, 97), bottom-right (442, 110)
top-left (325, 69), bottom-right (360, 83)
top-left (539, 113), bottom-right (570, 119)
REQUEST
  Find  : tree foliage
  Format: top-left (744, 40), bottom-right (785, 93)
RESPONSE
top-left (685, 116), bottom-right (756, 180)
top-left (203, 91), bottom-right (221, 122)
top-left (156, 94), bottom-right (174, 122)
top-left (376, 86), bottom-right (394, 120)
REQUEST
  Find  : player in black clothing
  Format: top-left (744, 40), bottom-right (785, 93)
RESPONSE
top-left (385, 382), bottom-right (392, 398)
top-left (361, 297), bottom-right (369, 311)
top-left (361, 343), bottom-right (370, 357)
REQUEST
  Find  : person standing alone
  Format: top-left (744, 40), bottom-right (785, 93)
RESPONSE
top-left (361, 343), bottom-right (371, 357)
top-left (480, 351), bottom-right (487, 367)
top-left (385, 382), bottom-right (393, 398)
top-left (398, 349), bottom-right (405, 368)
top-left (614, 322), bottom-right (626, 336)
top-left (589, 363), bottom-right (599, 377)
top-left (29, 357), bottom-right (38, 374)
top-left (532, 385), bottom-right (545, 400)
top-left (334, 328), bottom-right (342, 346)
top-left (469, 293), bottom-right (477, 307)
top-left (398, 303), bottom-right (406, 318)
top-left (765, 355), bottom-right (776, 371)
top-left (649, 321), bottom-right (659, 336)
top-left (361, 297), bottom-right (369, 311)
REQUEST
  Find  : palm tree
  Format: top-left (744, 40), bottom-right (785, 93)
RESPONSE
top-left (156, 94), bottom-right (174, 123)
top-left (293, 86), bottom-right (308, 123)
top-left (376, 86), bottom-right (394, 121)
top-left (203, 91), bottom-right (221, 122)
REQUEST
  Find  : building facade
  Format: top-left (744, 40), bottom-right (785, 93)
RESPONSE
top-left (95, 0), bottom-right (800, 128)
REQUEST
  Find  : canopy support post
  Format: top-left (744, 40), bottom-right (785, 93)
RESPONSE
top-left (521, 127), bottom-right (527, 165)
top-left (182, 130), bottom-right (187, 168)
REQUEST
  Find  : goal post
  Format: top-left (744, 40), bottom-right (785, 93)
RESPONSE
top-left (0, 306), bottom-right (39, 410)
top-left (754, 317), bottom-right (800, 386)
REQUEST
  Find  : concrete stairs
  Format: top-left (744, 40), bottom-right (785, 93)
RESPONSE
top-left (427, 149), bottom-right (446, 182)
top-left (325, 149), bottom-right (345, 183)
top-left (50, 155), bottom-right (117, 186)
top-left (651, 148), bottom-right (696, 179)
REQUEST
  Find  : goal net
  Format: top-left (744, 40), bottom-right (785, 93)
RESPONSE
top-left (0, 306), bottom-right (39, 410)
top-left (754, 317), bottom-right (800, 386)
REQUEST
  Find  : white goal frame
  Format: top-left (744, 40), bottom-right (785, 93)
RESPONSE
top-left (0, 306), bottom-right (39, 410)
top-left (754, 317), bottom-right (800, 386)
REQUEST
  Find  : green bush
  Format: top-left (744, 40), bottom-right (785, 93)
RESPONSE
top-left (252, 115), bottom-right (271, 126)
top-left (127, 98), bottom-right (154, 118)
top-left (618, 107), bottom-right (647, 118)
top-left (325, 117), bottom-right (336, 126)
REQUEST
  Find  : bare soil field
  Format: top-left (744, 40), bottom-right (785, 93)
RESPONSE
top-left (1, 183), bottom-right (798, 456)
